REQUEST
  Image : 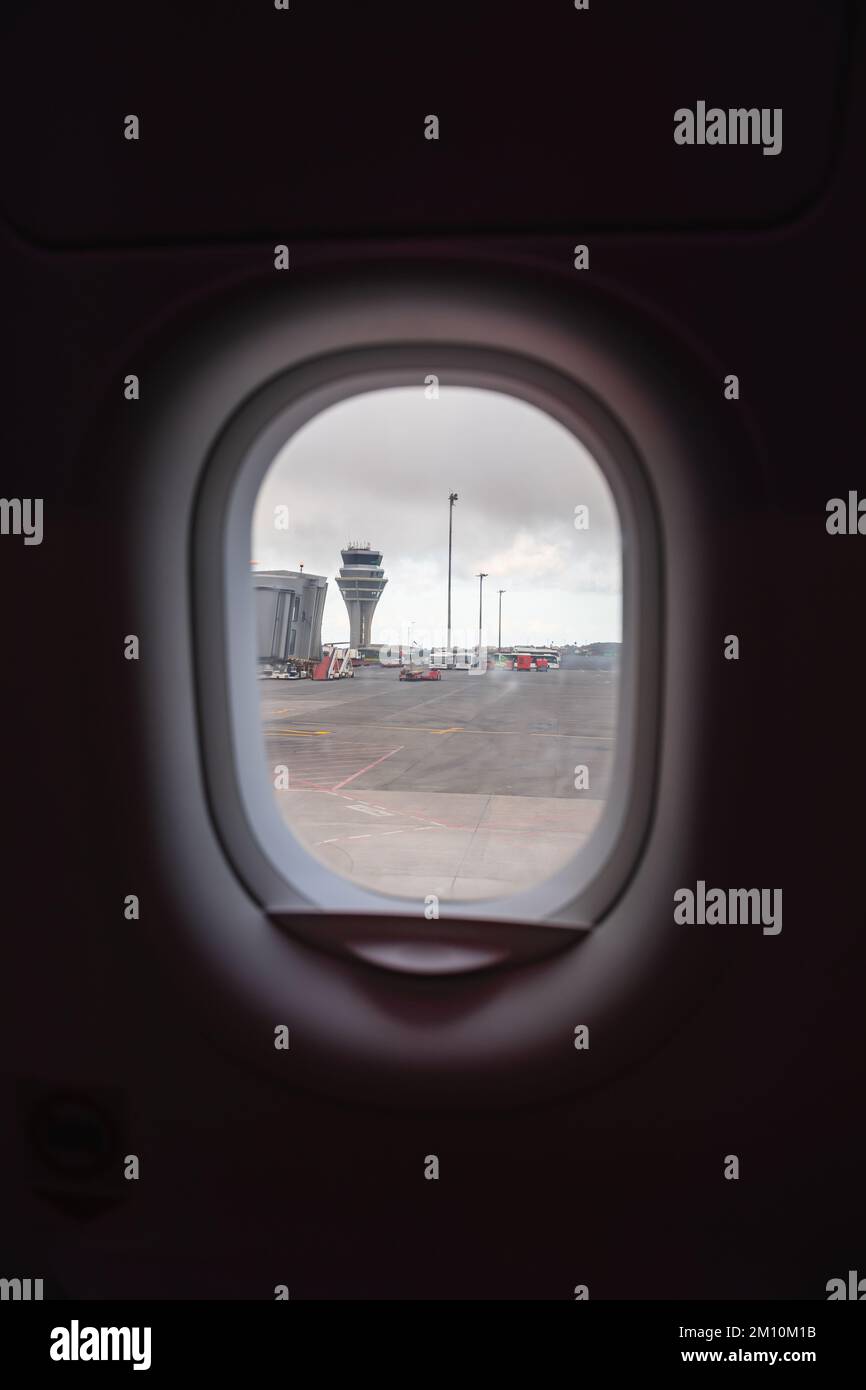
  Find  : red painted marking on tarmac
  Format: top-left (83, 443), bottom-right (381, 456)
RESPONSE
top-left (330, 746), bottom-right (404, 791)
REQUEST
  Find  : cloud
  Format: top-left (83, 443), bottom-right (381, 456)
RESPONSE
top-left (252, 385), bottom-right (622, 644)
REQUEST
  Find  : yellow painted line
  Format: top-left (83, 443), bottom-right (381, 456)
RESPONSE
top-left (440, 728), bottom-right (614, 740)
top-left (266, 721), bottom-right (611, 741)
top-left (267, 729), bottom-right (331, 738)
top-left (363, 723), bottom-right (611, 740)
top-left (365, 724), bottom-right (464, 735)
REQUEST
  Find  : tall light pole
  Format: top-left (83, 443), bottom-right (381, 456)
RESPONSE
top-left (447, 492), bottom-right (458, 649)
top-left (477, 572), bottom-right (488, 655)
top-left (498, 588), bottom-right (506, 651)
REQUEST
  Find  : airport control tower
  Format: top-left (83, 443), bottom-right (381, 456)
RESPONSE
top-left (335, 542), bottom-right (387, 648)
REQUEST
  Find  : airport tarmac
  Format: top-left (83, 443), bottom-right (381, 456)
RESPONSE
top-left (259, 665), bottom-right (618, 901)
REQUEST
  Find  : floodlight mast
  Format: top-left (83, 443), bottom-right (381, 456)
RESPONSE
top-left (447, 492), bottom-right (458, 648)
top-left (477, 572), bottom-right (488, 654)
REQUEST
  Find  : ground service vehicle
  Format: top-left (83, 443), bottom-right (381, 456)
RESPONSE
top-left (399, 666), bottom-right (442, 682)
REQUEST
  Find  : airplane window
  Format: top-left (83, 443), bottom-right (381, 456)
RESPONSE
top-left (250, 385), bottom-right (623, 908)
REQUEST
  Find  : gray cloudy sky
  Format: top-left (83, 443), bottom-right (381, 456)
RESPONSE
top-left (252, 386), bottom-right (621, 648)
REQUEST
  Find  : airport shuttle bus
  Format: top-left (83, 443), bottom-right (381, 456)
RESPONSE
top-left (380, 646), bottom-right (481, 670)
top-left (511, 647), bottom-right (560, 669)
top-left (430, 647), bottom-right (481, 670)
top-left (378, 645), bottom-right (431, 667)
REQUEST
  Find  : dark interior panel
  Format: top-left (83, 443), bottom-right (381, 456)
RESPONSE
top-left (0, 0), bottom-right (852, 246)
top-left (1, 0), bottom-right (864, 1330)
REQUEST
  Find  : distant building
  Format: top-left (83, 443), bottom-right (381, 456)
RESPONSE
top-left (253, 569), bottom-right (327, 666)
top-left (572, 642), bottom-right (621, 658)
top-left (335, 542), bottom-right (387, 649)
top-left (559, 641), bottom-right (621, 671)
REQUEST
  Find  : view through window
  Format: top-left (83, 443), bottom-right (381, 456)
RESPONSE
top-left (251, 385), bottom-right (622, 902)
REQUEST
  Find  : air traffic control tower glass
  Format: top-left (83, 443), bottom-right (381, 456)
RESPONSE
top-left (251, 385), bottom-right (623, 904)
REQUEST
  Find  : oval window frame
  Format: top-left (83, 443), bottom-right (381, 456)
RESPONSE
top-left (192, 346), bottom-right (661, 960)
top-left (121, 262), bottom-right (742, 1107)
